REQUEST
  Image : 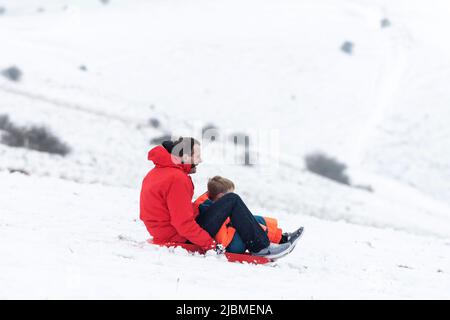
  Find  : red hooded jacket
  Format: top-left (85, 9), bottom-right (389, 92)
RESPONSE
top-left (140, 145), bottom-right (215, 249)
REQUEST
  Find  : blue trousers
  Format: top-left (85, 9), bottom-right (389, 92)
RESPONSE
top-left (195, 193), bottom-right (270, 252)
top-left (226, 216), bottom-right (267, 253)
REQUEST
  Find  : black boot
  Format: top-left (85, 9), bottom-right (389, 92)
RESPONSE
top-left (279, 233), bottom-right (289, 244)
top-left (279, 227), bottom-right (304, 245)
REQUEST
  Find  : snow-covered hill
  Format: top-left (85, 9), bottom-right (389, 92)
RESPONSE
top-left (1, 172), bottom-right (449, 299)
top-left (1, 0), bottom-right (450, 299)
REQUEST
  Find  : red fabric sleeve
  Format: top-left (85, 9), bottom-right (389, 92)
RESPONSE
top-left (166, 177), bottom-right (215, 249)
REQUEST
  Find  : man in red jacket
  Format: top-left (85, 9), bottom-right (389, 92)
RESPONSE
top-left (140, 137), bottom-right (215, 250)
top-left (140, 137), bottom-right (295, 258)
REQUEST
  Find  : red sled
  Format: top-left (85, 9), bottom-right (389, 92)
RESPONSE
top-left (147, 239), bottom-right (272, 265)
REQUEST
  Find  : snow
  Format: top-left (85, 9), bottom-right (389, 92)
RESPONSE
top-left (1, 172), bottom-right (449, 299)
top-left (1, 0), bottom-right (450, 299)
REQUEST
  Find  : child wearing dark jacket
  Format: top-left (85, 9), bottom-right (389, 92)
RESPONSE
top-left (193, 176), bottom-right (295, 254)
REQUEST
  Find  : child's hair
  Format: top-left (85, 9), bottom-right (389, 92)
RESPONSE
top-left (207, 176), bottom-right (235, 201)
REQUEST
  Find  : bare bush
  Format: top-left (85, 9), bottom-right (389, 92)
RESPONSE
top-left (1, 66), bottom-right (23, 82)
top-left (305, 152), bottom-right (350, 185)
top-left (148, 118), bottom-right (161, 129)
top-left (341, 41), bottom-right (354, 55)
top-left (7, 168), bottom-right (30, 175)
top-left (0, 114), bottom-right (71, 156)
top-left (381, 18), bottom-right (391, 28)
top-left (0, 114), bottom-right (11, 130)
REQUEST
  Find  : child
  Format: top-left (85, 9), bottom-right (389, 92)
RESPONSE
top-left (193, 176), bottom-right (296, 254)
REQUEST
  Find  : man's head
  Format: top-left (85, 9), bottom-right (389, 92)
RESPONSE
top-left (162, 137), bottom-right (202, 173)
top-left (207, 176), bottom-right (235, 201)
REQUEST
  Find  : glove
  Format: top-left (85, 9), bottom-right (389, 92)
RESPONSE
top-left (214, 243), bottom-right (226, 255)
top-left (203, 241), bottom-right (226, 254)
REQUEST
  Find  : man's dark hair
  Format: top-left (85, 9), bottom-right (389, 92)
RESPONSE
top-left (162, 137), bottom-right (200, 157)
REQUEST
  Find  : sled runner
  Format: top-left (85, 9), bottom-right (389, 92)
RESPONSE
top-left (147, 239), bottom-right (273, 265)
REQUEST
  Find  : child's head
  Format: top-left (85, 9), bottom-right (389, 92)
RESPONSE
top-left (207, 176), bottom-right (235, 201)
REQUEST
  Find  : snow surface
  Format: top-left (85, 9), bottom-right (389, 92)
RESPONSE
top-left (1, 0), bottom-right (450, 299)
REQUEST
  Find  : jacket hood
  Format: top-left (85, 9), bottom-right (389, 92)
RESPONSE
top-left (148, 145), bottom-right (192, 174)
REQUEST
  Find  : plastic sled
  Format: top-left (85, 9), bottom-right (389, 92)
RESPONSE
top-left (147, 239), bottom-right (272, 265)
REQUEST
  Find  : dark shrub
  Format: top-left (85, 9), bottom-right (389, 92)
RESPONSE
top-left (381, 18), bottom-right (391, 28)
top-left (7, 168), bottom-right (30, 175)
top-left (305, 152), bottom-right (350, 185)
top-left (148, 118), bottom-right (160, 129)
top-left (341, 41), bottom-right (354, 55)
top-left (0, 7), bottom-right (5, 15)
top-left (354, 184), bottom-right (374, 192)
top-left (24, 127), bottom-right (70, 155)
top-left (79, 65), bottom-right (88, 72)
top-left (0, 114), bottom-right (12, 130)
top-left (1, 66), bottom-right (22, 82)
top-left (1, 125), bottom-right (25, 147)
top-left (150, 134), bottom-right (172, 145)
top-left (0, 115), bottom-right (71, 156)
